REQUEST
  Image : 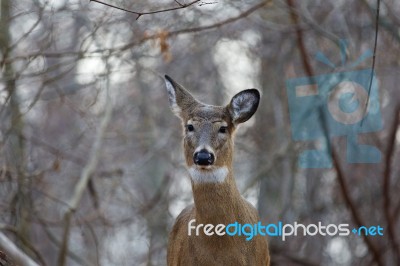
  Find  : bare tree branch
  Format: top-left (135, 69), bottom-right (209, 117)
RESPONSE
top-left (5, 0), bottom-right (271, 63)
top-left (360, 0), bottom-right (400, 42)
top-left (35, 217), bottom-right (90, 266)
top-left (166, 0), bottom-right (272, 35)
top-left (0, 232), bottom-right (40, 266)
top-left (382, 105), bottom-right (400, 263)
top-left (57, 67), bottom-right (113, 266)
top-left (332, 148), bottom-right (383, 266)
top-left (287, 4), bottom-right (385, 262)
top-left (90, 0), bottom-right (201, 20)
top-left (286, 0), bottom-right (313, 77)
top-left (0, 224), bottom-right (47, 266)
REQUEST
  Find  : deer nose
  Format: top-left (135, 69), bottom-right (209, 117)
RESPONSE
top-left (193, 149), bottom-right (215, 166)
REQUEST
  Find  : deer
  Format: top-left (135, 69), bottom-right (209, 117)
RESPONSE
top-left (164, 75), bottom-right (270, 266)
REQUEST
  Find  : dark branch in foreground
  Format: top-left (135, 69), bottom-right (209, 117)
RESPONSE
top-left (0, 233), bottom-right (40, 266)
top-left (332, 150), bottom-right (384, 266)
top-left (382, 106), bottom-right (400, 264)
top-left (89, 0), bottom-right (201, 20)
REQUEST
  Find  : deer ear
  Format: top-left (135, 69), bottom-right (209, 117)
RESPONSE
top-left (164, 75), bottom-right (198, 117)
top-left (228, 89), bottom-right (260, 124)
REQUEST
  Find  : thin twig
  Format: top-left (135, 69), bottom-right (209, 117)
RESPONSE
top-left (174, 0), bottom-right (184, 7)
top-left (90, 0), bottom-right (201, 20)
top-left (362, 0), bottom-right (380, 125)
top-left (198, 1), bottom-right (218, 7)
top-left (164, 0), bottom-right (271, 36)
top-left (24, 135), bottom-right (85, 166)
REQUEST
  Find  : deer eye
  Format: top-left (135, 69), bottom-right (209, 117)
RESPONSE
top-left (186, 124), bottom-right (194, 132)
top-left (219, 126), bottom-right (228, 134)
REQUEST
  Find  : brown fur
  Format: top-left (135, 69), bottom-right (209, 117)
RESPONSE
top-left (165, 75), bottom-right (270, 266)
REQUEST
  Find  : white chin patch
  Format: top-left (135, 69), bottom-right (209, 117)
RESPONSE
top-left (188, 166), bottom-right (228, 183)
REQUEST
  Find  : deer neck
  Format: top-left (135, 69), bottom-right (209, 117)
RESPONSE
top-left (190, 168), bottom-right (245, 225)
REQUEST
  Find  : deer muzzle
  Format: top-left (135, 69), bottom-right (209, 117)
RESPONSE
top-left (193, 149), bottom-right (215, 166)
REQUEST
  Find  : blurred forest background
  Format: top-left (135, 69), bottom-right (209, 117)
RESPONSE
top-left (0, 0), bottom-right (399, 265)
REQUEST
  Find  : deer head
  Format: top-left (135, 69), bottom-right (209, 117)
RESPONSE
top-left (164, 75), bottom-right (260, 184)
